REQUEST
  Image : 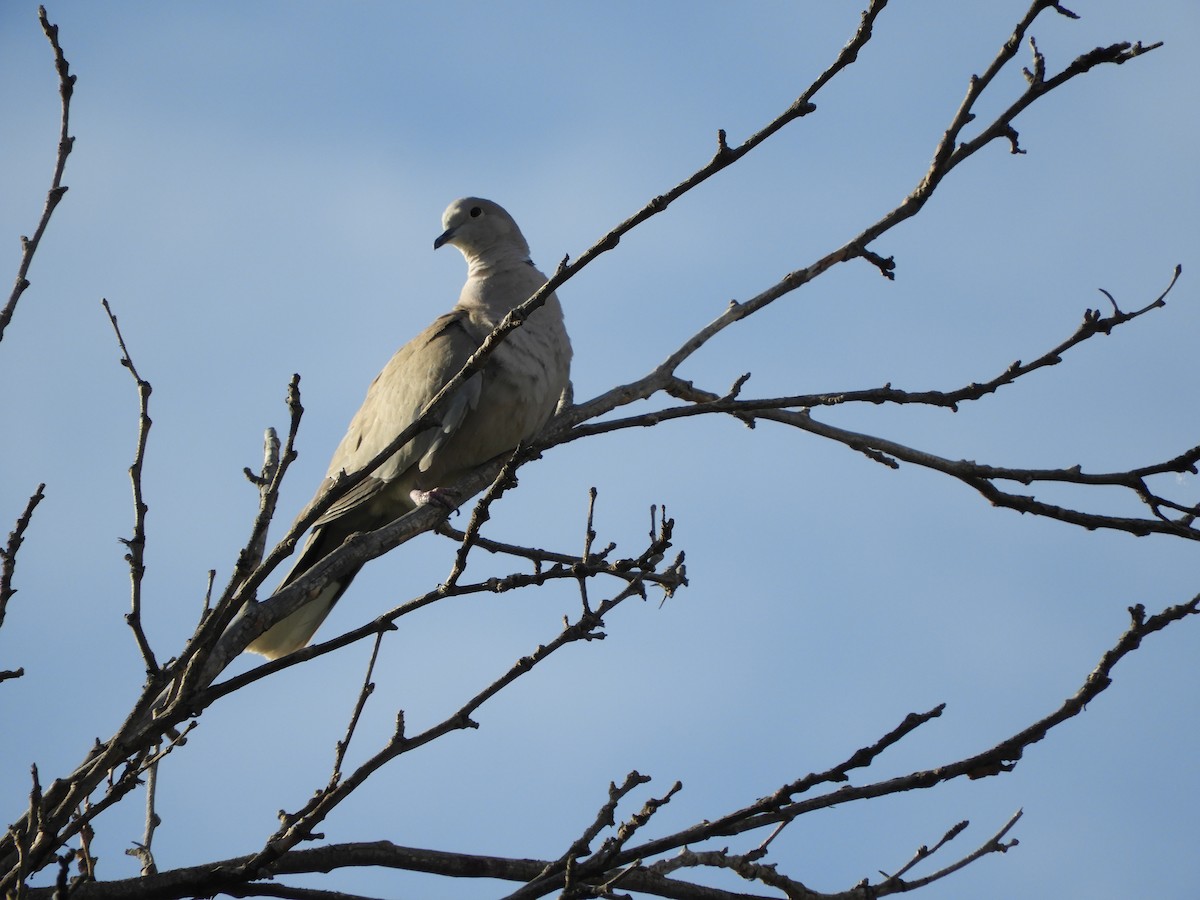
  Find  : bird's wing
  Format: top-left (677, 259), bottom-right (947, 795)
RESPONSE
top-left (310, 309), bottom-right (484, 529)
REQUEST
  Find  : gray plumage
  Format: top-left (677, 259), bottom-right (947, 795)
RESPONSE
top-left (247, 198), bottom-right (572, 659)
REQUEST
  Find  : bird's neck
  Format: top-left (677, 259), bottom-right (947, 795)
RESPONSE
top-left (458, 256), bottom-right (546, 319)
top-left (465, 251), bottom-right (534, 280)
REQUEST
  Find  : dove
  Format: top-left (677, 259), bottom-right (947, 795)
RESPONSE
top-left (246, 198), bottom-right (572, 659)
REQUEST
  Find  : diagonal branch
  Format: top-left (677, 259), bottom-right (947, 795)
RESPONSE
top-left (560, 20), bottom-right (1163, 439)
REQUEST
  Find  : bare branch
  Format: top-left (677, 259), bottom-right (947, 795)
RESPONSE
top-left (237, 375), bottom-right (305, 586)
top-left (515, 771), bottom-right (652, 899)
top-left (330, 632), bottom-right (384, 784)
top-left (0, 7), bottom-right (75, 343)
top-left (0, 6), bottom-right (1184, 898)
top-left (555, 267), bottom-right (1193, 542)
top-left (870, 810), bottom-right (1022, 895)
top-left (11, 594), bottom-right (1194, 900)
top-left (239, 427), bottom-right (283, 576)
top-left (604, 597), bottom-right (1199, 870)
top-left (124, 761), bottom-right (160, 877)
top-left (561, 25), bottom-right (1165, 441)
top-left (233, 518), bottom-right (677, 880)
top-left (102, 299), bottom-right (159, 676)
top-left (442, 442), bottom-right (527, 588)
top-left (158, 377), bottom-right (307, 715)
top-left (188, 530), bottom-right (684, 724)
top-left (1, 484), bottom-right (45, 638)
top-left (27, 842), bottom-right (785, 900)
top-left (224, 886), bottom-right (384, 900)
top-left (652, 848), bottom-right (817, 899)
top-left (879, 818), bottom-right (971, 883)
top-left (575, 262), bottom-right (1180, 433)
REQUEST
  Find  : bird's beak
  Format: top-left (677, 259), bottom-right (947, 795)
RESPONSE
top-left (433, 225), bottom-right (457, 250)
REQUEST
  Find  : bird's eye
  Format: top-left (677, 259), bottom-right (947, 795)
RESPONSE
top-left (470, 206), bottom-right (482, 218)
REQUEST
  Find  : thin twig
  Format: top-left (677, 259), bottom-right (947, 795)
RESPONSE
top-left (202, 569), bottom-right (217, 617)
top-left (519, 771), bottom-right (651, 897)
top-left (443, 444), bottom-right (526, 588)
top-left (869, 810), bottom-right (1022, 895)
top-left (0, 7), bottom-right (75, 343)
top-left (200, 378), bottom-right (305, 655)
top-left (878, 818), bottom-right (970, 882)
top-left (437, 521), bottom-right (615, 569)
top-left (102, 299), bottom-right (159, 676)
top-left (576, 488), bottom-right (600, 615)
top-left (125, 761), bottom-right (161, 876)
top-left (240, 427), bottom-right (284, 577)
top-left (331, 632), bottom-right (384, 784)
top-left (1, 484), bottom-right (45, 634)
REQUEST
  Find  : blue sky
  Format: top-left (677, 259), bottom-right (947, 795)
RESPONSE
top-left (1, 2), bottom-right (1198, 898)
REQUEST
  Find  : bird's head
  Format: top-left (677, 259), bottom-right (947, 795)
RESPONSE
top-left (434, 197), bottom-right (531, 264)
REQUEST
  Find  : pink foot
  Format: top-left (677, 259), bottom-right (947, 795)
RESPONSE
top-left (409, 487), bottom-right (460, 510)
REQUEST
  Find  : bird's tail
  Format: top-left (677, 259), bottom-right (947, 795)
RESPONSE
top-left (244, 530), bottom-right (357, 660)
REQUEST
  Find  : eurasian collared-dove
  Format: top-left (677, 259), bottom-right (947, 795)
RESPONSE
top-left (246, 198), bottom-right (572, 659)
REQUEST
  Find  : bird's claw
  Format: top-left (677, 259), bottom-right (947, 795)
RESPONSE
top-left (409, 487), bottom-right (461, 511)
